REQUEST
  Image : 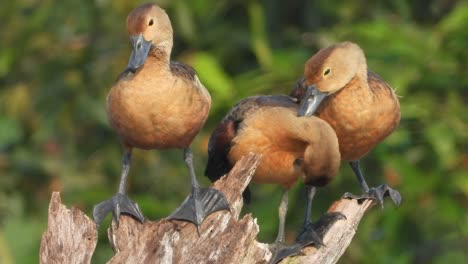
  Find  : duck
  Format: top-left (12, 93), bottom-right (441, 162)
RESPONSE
top-left (290, 41), bottom-right (401, 206)
top-left (205, 95), bottom-right (342, 262)
top-left (93, 3), bottom-right (229, 228)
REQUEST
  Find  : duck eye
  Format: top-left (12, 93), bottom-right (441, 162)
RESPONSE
top-left (148, 19), bottom-right (154, 26)
top-left (323, 68), bottom-right (331, 76)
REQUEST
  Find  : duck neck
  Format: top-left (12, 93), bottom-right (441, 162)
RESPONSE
top-left (339, 66), bottom-right (370, 97)
top-left (355, 62), bottom-right (370, 89)
top-left (148, 39), bottom-right (172, 67)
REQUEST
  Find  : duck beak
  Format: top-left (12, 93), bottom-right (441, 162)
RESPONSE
top-left (128, 34), bottom-right (152, 71)
top-left (298, 84), bottom-right (328, 117)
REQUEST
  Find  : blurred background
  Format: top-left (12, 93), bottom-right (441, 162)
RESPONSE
top-left (1, 0), bottom-right (467, 263)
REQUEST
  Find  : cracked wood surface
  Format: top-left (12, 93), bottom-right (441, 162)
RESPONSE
top-left (40, 153), bottom-right (376, 264)
top-left (39, 192), bottom-right (98, 264)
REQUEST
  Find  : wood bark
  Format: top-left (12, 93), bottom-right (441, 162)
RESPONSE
top-left (40, 153), bottom-right (375, 264)
top-left (39, 192), bottom-right (98, 263)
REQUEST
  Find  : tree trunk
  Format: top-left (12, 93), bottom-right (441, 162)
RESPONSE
top-left (40, 153), bottom-right (374, 264)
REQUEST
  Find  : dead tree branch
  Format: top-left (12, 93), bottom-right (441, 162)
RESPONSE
top-left (40, 153), bottom-right (375, 264)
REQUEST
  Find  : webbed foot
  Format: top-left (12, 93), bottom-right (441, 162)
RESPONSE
top-left (295, 212), bottom-right (346, 248)
top-left (168, 187), bottom-right (229, 228)
top-left (269, 242), bottom-right (302, 264)
top-left (343, 184), bottom-right (401, 207)
top-left (93, 193), bottom-right (144, 226)
top-left (269, 212), bottom-right (345, 263)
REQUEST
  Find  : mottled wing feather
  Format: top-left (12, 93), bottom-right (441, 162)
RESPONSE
top-left (367, 70), bottom-right (395, 94)
top-left (205, 95), bottom-right (298, 203)
top-left (170, 61), bottom-right (197, 81)
top-left (204, 117), bottom-right (254, 202)
top-left (226, 95), bottom-right (297, 122)
top-left (205, 120), bottom-right (238, 182)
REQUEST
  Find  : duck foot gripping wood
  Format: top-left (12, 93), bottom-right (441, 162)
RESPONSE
top-left (343, 184), bottom-right (402, 208)
top-left (344, 161), bottom-right (402, 207)
top-left (40, 153), bottom-right (379, 264)
top-left (93, 193), bottom-right (145, 226)
top-left (270, 212), bottom-right (346, 264)
top-left (168, 148), bottom-right (229, 229)
top-left (167, 186), bottom-right (230, 231)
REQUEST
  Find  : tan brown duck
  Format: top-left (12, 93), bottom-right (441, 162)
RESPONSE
top-left (93, 3), bottom-right (228, 227)
top-left (291, 41), bottom-right (401, 206)
top-left (205, 95), bottom-right (342, 262)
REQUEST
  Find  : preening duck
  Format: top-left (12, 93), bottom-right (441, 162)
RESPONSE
top-left (205, 95), bottom-right (342, 262)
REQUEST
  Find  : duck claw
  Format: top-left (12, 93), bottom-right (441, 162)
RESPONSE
top-left (343, 184), bottom-right (401, 208)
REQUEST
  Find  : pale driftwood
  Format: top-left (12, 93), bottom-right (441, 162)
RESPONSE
top-left (40, 153), bottom-right (375, 264)
top-left (283, 199), bottom-right (374, 264)
top-left (39, 192), bottom-right (98, 264)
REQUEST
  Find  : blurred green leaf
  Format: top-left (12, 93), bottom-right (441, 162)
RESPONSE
top-left (0, 49), bottom-right (14, 78)
top-left (248, 1), bottom-right (273, 70)
top-left (0, 117), bottom-right (22, 147)
top-left (188, 51), bottom-right (234, 101)
top-left (437, 1), bottom-right (468, 34)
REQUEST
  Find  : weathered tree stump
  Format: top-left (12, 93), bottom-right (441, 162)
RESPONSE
top-left (40, 153), bottom-right (375, 264)
top-left (39, 193), bottom-right (97, 263)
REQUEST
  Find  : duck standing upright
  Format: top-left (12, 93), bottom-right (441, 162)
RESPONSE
top-left (205, 95), bottom-right (342, 260)
top-left (93, 3), bottom-right (229, 227)
top-left (291, 41), bottom-right (401, 206)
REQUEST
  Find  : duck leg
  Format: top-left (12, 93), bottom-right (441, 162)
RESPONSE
top-left (295, 186), bottom-right (323, 247)
top-left (168, 148), bottom-right (229, 229)
top-left (343, 160), bottom-right (401, 207)
top-left (269, 190), bottom-right (301, 264)
top-left (270, 186), bottom-right (345, 264)
top-left (295, 186), bottom-right (345, 248)
top-left (93, 148), bottom-right (145, 226)
top-left (275, 189), bottom-right (288, 243)
top-left (296, 185), bottom-right (346, 248)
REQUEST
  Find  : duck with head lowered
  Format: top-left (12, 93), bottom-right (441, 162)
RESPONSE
top-left (291, 41), bottom-right (401, 206)
top-left (93, 3), bottom-right (229, 228)
top-left (205, 94), bottom-right (343, 262)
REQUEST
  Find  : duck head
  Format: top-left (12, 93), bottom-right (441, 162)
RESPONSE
top-left (126, 3), bottom-right (173, 71)
top-left (298, 42), bottom-right (367, 117)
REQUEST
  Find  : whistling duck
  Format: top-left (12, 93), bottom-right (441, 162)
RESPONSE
top-left (205, 95), bottom-right (342, 261)
top-left (93, 3), bottom-right (228, 227)
top-left (291, 41), bottom-right (401, 206)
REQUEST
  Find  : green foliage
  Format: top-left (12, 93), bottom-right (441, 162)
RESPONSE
top-left (1, 0), bottom-right (467, 263)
